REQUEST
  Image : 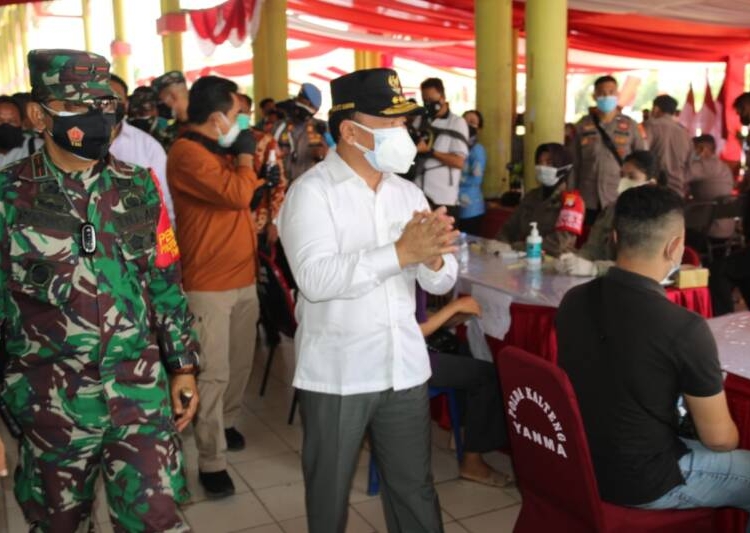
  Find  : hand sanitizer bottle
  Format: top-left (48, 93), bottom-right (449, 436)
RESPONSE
top-left (526, 222), bottom-right (542, 271)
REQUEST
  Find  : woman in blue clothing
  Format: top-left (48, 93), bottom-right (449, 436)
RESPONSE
top-left (459, 110), bottom-right (487, 235)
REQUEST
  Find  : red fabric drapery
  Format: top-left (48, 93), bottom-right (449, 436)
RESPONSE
top-left (188, 0), bottom-right (259, 45)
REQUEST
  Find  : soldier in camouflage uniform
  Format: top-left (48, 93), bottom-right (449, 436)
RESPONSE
top-left (152, 71), bottom-right (190, 151)
top-left (0, 49), bottom-right (200, 532)
top-left (128, 86), bottom-right (173, 152)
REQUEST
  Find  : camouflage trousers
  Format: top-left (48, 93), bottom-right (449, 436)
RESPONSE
top-left (13, 419), bottom-right (191, 533)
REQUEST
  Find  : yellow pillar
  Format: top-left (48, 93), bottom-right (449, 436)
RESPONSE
top-left (160, 0), bottom-right (184, 73)
top-left (252, 0), bottom-right (288, 123)
top-left (111, 0), bottom-right (131, 87)
top-left (354, 50), bottom-right (382, 70)
top-left (81, 0), bottom-right (94, 52)
top-left (0, 15), bottom-right (8, 92)
top-left (475, 0), bottom-right (514, 196)
top-left (15, 4), bottom-right (29, 89)
top-left (524, 0), bottom-right (568, 190)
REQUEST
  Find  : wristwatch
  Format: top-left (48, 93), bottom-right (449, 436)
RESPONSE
top-left (167, 351), bottom-right (200, 376)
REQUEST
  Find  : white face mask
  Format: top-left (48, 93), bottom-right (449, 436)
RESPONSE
top-left (352, 121), bottom-right (417, 174)
top-left (217, 113), bottom-right (241, 147)
top-left (660, 241), bottom-right (683, 285)
top-left (535, 165), bottom-right (560, 187)
top-left (617, 177), bottom-right (644, 195)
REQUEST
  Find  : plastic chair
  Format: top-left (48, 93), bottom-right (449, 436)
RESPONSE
top-left (256, 245), bottom-right (297, 396)
top-left (366, 386), bottom-right (464, 496)
top-left (495, 346), bottom-right (715, 532)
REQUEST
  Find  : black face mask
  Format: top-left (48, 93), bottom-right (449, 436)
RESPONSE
top-left (468, 126), bottom-right (478, 139)
top-left (293, 104), bottom-right (312, 123)
top-left (157, 102), bottom-right (173, 121)
top-left (0, 123), bottom-right (24, 151)
top-left (115, 102), bottom-right (126, 125)
top-left (424, 100), bottom-right (442, 119)
top-left (129, 117), bottom-right (156, 134)
top-left (47, 109), bottom-right (114, 161)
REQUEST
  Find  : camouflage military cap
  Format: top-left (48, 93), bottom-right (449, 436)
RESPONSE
top-left (28, 49), bottom-right (114, 102)
top-left (129, 86), bottom-right (158, 115)
top-left (151, 71), bottom-right (186, 95)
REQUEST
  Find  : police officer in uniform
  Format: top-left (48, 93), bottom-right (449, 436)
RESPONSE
top-left (644, 94), bottom-right (691, 195)
top-left (0, 49), bottom-right (199, 532)
top-left (571, 75), bottom-right (645, 224)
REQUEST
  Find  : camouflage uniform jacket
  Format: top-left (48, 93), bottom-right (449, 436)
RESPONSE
top-left (578, 204), bottom-right (616, 262)
top-left (0, 149), bottom-right (199, 430)
top-left (496, 186), bottom-right (583, 258)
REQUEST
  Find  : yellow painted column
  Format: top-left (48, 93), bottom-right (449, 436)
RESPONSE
top-left (0, 15), bottom-right (8, 92)
top-left (16, 4), bottom-right (29, 89)
top-left (111, 0), bottom-right (131, 87)
top-left (354, 50), bottom-right (382, 70)
top-left (523, 0), bottom-right (568, 190)
top-left (475, 0), bottom-right (514, 196)
top-left (252, 0), bottom-right (288, 123)
top-left (81, 0), bottom-right (94, 52)
top-left (160, 0), bottom-right (184, 73)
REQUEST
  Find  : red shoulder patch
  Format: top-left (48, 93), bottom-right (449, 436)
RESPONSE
top-left (149, 169), bottom-right (180, 268)
top-left (556, 191), bottom-right (585, 236)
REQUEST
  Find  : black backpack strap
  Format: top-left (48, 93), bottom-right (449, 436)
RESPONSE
top-left (591, 113), bottom-right (624, 168)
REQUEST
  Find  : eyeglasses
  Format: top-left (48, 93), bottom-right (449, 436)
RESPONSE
top-left (43, 97), bottom-right (118, 116)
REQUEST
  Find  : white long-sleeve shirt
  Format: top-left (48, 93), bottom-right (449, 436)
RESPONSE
top-left (110, 121), bottom-right (175, 227)
top-left (278, 149), bottom-right (457, 395)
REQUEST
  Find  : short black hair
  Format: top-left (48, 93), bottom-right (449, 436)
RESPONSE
top-left (693, 133), bottom-right (717, 153)
top-left (11, 92), bottom-right (31, 121)
top-left (420, 77), bottom-right (445, 97)
top-left (0, 95), bottom-right (24, 120)
top-left (614, 186), bottom-right (684, 256)
top-left (594, 75), bottom-right (617, 90)
top-left (259, 97), bottom-right (275, 109)
top-left (328, 109), bottom-right (357, 144)
top-left (109, 74), bottom-right (128, 97)
top-left (238, 93), bottom-right (252, 109)
top-left (733, 92), bottom-right (750, 111)
top-left (535, 142), bottom-right (572, 169)
top-left (463, 109), bottom-right (483, 128)
top-left (187, 76), bottom-right (238, 124)
top-left (653, 94), bottom-right (678, 115)
top-left (623, 150), bottom-right (658, 182)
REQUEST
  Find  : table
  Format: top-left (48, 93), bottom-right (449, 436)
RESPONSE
top-left (707, 312), bottom-right (750, 533)
top-left (457, 244), bottom-right (712, 362)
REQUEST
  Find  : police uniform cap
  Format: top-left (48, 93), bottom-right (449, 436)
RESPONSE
top-left (330, 68), bottom-right (418, 117)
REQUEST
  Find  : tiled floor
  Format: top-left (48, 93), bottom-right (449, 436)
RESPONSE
top-left (0, 336), bottom-right (520, 532)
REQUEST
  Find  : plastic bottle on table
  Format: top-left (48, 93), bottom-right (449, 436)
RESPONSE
top-left (458, 232), bottom-right (470, 273)
top-left (526, 222), bottom-right (542, 271)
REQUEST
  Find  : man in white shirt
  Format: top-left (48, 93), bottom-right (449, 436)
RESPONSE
top-left (415, 77), bottom-right (469, 219)
top-left (108, 75), bottom-right (176, 227)
top-left (278, 68), bottom-right (458, 533)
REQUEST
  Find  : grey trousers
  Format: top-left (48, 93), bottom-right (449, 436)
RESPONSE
top-left (299, 383), bottom-right (444, 533)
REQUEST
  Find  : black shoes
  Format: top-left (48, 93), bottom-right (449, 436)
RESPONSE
top-left (199, 470), bottom-right (235, 499)
top-left (225, 427), bottom-right (246, 451)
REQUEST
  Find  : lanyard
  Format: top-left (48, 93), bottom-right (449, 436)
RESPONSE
top-left (41, 151), bottom-right (97, 255)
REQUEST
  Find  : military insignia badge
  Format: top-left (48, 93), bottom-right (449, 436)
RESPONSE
top-left (67, 126), bottom-right (85, 147)
top-left (387, 74), bottom-right (401, 94)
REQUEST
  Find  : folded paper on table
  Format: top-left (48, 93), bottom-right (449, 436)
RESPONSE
top-left (467, 317), bottom-right (494, 363)
top-left (471, 284), bottom-right (513, 340)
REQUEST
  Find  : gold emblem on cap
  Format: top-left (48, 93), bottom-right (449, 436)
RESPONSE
top-left (387, 74), bottom-right (402, 95)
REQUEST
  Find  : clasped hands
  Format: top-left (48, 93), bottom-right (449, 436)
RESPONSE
top-left (396, 206), bottom-right (459, 271)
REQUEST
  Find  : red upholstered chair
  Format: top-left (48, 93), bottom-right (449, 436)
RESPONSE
top-left (682, 245), bottom-right (702, 267)
top-left (496, 346), bottom-right (716, 533)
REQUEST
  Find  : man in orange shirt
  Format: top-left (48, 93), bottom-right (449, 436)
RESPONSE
top-left (167, 75), bottom-right (265, 498)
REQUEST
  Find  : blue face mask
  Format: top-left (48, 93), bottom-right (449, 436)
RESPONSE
top-left (596, 95), bottom-right (618, 114)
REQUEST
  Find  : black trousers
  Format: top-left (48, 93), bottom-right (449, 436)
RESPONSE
top-left (458, 215), bottom-right (484, 237)
top-left (429, 350), bottom-right (508, 453)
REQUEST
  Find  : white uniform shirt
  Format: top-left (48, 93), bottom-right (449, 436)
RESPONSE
top-left (0, 135), bottom-right (43, 168)
top-left (110, 121), bottom-right (175, 226)
top-left (278, 149), bottom-right (458, 395)
top-left (417, 111), bottom-right (470, 206)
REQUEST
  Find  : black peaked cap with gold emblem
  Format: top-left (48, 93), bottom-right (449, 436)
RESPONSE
top-left (330, 68), bottom-right (419, 117)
